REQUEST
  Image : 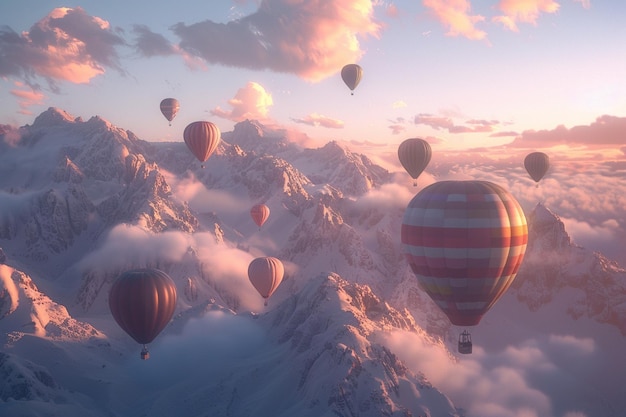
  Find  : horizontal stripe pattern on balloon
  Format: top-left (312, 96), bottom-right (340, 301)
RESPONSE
top-left (401, 180), bottom-right (528, 326)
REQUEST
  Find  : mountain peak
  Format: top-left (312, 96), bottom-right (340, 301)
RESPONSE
top-left (31, 107), bottom-right (79, 128)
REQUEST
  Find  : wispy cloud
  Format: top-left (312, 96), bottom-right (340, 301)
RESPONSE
top-left (493, 0), bottom-right (560, 32)
top-left (10, 82), bottom-right (45, 115)
top-left (422, 0), bottom-right (487, 41)
top-left (291, 113), bottom-right (344, 129)
top-left (414, 113), bottom-right (500, 133)
top-left (510, 115), bottom-right (626, 148)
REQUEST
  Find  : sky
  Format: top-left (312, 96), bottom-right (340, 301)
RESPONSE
top-left (1, 0), bottom-right (626, 154)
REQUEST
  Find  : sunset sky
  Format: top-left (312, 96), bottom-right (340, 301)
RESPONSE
top-left (1, 0), bottom-right (625, 154)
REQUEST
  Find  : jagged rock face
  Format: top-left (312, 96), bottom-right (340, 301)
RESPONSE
top-left (298, 141), bottom-right (391, 196)
top-left (0, 352), bottom-right (58, 401)
top-left (514, 203), bottom-right (626, 333)
top-left (0, 185), bottom-right (95, 261)
top-left (188, 274), bottom-right (458, 417)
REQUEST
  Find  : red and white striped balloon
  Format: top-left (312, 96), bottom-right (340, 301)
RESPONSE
top-left (183, 121), bottom-right (221, 163)
top-left (401, 180), bottom-right (528, 326)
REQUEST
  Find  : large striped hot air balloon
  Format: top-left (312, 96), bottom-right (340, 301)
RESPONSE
top-left (248, 257), bottom-right (284, 306)
top-left (341, 64), bottom-right (363, 95)
top-left (160, 98), bottom-right (180, 126)
top-left (398, 138), bottom-right (432, 186)
top-left (109, 268), bottom-right (177, 359)
top-left (250, 203), bottom-right (270, 229)
top-left (524, 152), bottom-right (550, 185)
top-left (183, 121), bottom-right (221, 167)
top-left (401, 181), bottom-right (528, 329)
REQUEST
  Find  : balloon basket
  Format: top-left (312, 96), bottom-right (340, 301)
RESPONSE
top-left (141, 346), bottom-right (150, 360)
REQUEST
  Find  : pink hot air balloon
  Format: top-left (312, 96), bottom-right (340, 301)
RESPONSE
top-left (183, 121), bottom-right (221, 167)
top-left (398, 138), bottom-right (432, 186)
top-left (401, 180), bottom-right (528, 353)
top-left (109, 268), bottom-right (177, 359)
top-left (250, 204), bottom-right (270, 229)
top-left (160, 98), bottom-right (180, 126)
top-left (248, 257), bottom-right (284, 306)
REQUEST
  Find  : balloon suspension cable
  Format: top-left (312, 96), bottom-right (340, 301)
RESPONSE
top-left (413, 180), bottom-right (417, 187)
top-left (140, 345), bottom-right (150, 360)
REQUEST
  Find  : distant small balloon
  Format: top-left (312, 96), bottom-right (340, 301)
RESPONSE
top-left (183, 121), bottom-right (221, 166)
top-left (250, 204), bottom-right (270, 229)
top-left (341, 64), bottom-right (363, 95)
top-left (397, 138), bottom-right (432, 186)
top-left (524, 152), bottom-right (550, 185)
top-left (248, 257), bottom-right (284, 306)
top-left (160, 98), bottom-right (180, 126)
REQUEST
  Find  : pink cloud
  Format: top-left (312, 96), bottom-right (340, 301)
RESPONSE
top-left (172, 0), bottom-right (381, 81)
top-left (10, 82), bottom-right (45, 115)
top-left (211, 82), bottom-right (274, 122)
top-left (414, 113), bottom-right (499, 133)
top-left (422, 0), bottom-right (487, 41)
top-left (493, 0), bottom-right (560, 32)
top-left (291, 113), bottom-right (344, 129)
top-left (0, 7), bottom-right (124, 88)
top-left (510, 115), bottom-right (626, 148)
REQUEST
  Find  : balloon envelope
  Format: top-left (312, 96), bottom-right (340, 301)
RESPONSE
top-left (160, 98), bottom-right (180, 123)
top-left (398, 138), bottom-right (432, 182)
top-left (108, 268), bottom-right (177, 345)
top-left (248, 257), bottom-right (284, 300)
top-left (401, 180), bottom-right (528, 326)
top-left (341, 64), bottom-right (363, 93)
top-left (250, 204), bottom-right (270, 228)
top-left (524, 152), bottom-right (550, 183)
top-left (183, 121), bottom-right (221, 163)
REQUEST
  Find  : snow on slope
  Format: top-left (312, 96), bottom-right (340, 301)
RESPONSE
top-left (1, 108), bottom-right (626, 416)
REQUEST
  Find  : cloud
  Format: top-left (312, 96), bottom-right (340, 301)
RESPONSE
top-left (423, 0), bottom-right (487, 41)
top-left (291, 113), bottom-right (344, 129)
top-left (171, 0), bottom-right (381, 81)
top-left (379, 330), bottom-right (604, 417)
top-left (10, 82), bottom-right (45, 115)
top-left (132, 24), bottom-right (177, 57)
top-left (510, 115), bottom-right (626, 148)
top-left (211, 81), bottom-right (274, 122)
top-left (493, 0), bottom-right (560, 32)
top-left (414, 113), bottom-right (499, 133)
top-left (0, 7), bottom-right (125, 88)
top-left (392, 100), bottom-right (407, 109)
top-left (125, 311), bottom-right (271, 388)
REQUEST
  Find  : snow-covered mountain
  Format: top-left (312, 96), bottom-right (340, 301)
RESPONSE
top-left (0, 108), bottom-right (625, 416)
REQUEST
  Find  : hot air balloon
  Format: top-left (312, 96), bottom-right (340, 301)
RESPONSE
top-left (248, 257), bottom-right (284, 306)
top-left (341, 64), bottom-right (363, 95)
top-left (401, 180), bottom-right (528, 354)
top-left (160, 98), bottom-right (180, 126)
top-left (250, 204), bottom-right (270, 229)
top-left (183, 121), bottom-right (221, 168)
top-left (524, 152), bottom-right (550, 186)
top-left (108, 268), bottom-right (177, 360)
top-left (398, 138), bottom-right (432, 186)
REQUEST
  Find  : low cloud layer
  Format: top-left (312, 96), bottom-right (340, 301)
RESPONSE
top-left (379, 329), bottom-right (614, 417)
